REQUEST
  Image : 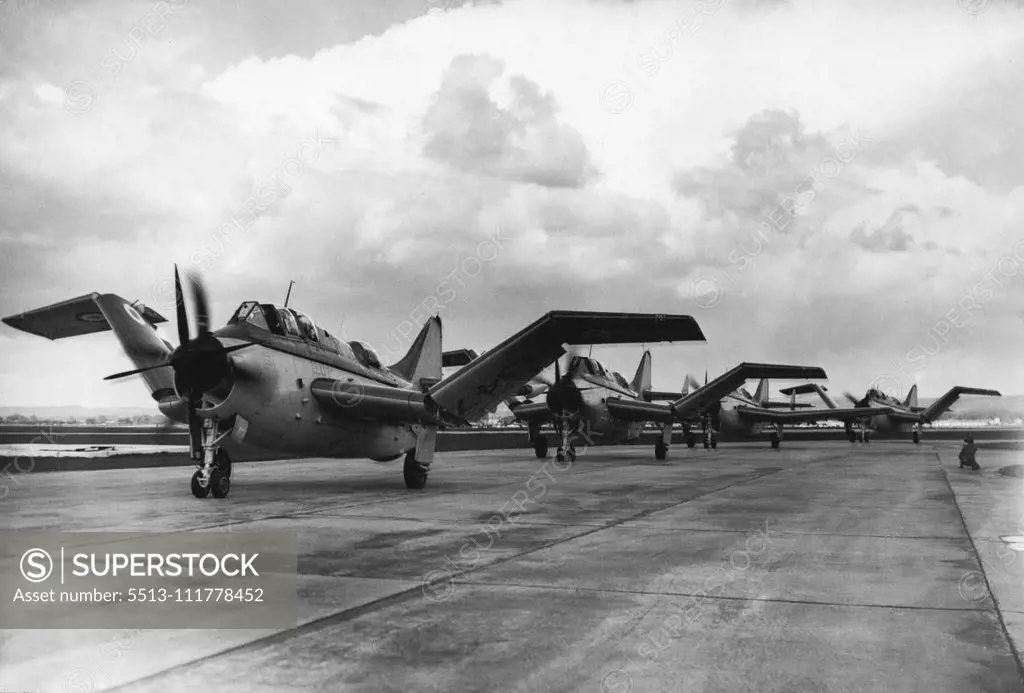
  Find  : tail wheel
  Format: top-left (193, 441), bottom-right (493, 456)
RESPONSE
top-left (403, 450), bottom-right (428, 490)
top-left (190, 471), bottom-right (209, 498)
top-left (534, 436), bottom-right (548, 459)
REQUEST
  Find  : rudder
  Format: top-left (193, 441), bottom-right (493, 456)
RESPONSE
top-left (390, 316), bottom-right (443, 390)
top-left (630, 350), bottom-right (652, 393)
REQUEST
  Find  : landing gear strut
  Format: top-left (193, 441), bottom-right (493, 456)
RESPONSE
top-left (534, 435), bottom-right (549, 459)
top-left (403, 450), bottom-right (429, 489)
top-left (769, 423), bottom-right (783, 449)
top-left (554, 416), bottom-right (576, 464)
top-left (912, 424), bottom-right (921, 444)
top-left (190, 418), bottom-right (233, 499)
top-left (655, 439), bottom-right (668, 460)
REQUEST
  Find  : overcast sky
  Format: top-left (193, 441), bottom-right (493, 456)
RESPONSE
top-left (1, 0), bottom-right (1023, 409)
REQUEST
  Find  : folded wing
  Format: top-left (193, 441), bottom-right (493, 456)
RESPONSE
top-left (428, 311), bottom-right (705, 423)
top-left (671, 363), bottom-right (827, 419)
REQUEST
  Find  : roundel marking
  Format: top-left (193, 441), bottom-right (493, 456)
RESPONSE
top-left (124, 303), bottom-right (147, 326)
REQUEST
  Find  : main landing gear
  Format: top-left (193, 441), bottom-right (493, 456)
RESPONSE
top-left (846, 424), bottom-right (871, 443)
top-left (191, 418), bottom-right (233, 499)
top-left (912, 424), bottom-right (921, 444)
top-left (404, 450), bottom-right (429, 490)
top-left (655, 438), bottom-right (668, 460)
top-left (534, 435), bottom-right (549, 459)
top-left (554, 416), bottom-right (577, 464)
top-left (769, 423), bottom-right (784, 449)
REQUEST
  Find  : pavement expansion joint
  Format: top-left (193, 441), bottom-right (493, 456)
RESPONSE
top-left (454, 580), bottom-right (1001, 613)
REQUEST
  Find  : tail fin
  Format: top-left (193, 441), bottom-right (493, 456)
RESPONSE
top-left (903, 384), bottom-right (918, 408)
top-left (753, 378), bottom-right (769, 404)
top-left (3, 292), bottom-right (177, 402)
top-left (630, 350), bottom-right (652, 393)
top-left (390, 316), bottom-right (443, 390)
top-left (684, 373), bottom-right (702, 394)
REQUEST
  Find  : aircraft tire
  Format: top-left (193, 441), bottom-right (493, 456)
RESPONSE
top-left (216, 449), bottom-right (232, 479)
top-left (703, 441), bottom-right (710, 449)
top-left (190, 471), bottom-right (209, 499)
top-left (403, 451), bottom-right (428, 490)
top-left (711, 439), bottom-right (718, 449)
top-left (210, 470), bottom-right (230, 499)
top-left (912, 432), bottom-right (920, 444)
top-left (655, 440), bottom-right (667, 460)
top-left (534, 436), bottom-right (548, 459)
top-left (556, 451), bottom-right (566, 463)
top-left (567, 448), bottom-right (576, 462)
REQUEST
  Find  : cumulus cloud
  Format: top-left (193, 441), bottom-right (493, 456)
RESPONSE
top-left (422, 54), bottom-right (594, 188)
top-left (2, 0), bottom-right (1024, 408)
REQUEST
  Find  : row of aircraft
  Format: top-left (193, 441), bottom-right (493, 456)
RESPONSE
top-left (1, 269), bottom-right (1001, 499)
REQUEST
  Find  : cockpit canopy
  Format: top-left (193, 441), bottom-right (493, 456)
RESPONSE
top-left (570, 356), bottom-right (632, 390)
top-left (349, 340), bottom-right (382, 369)
top-left (228, 301), bottom-right (363, 364)
top-left (867, 388), bottom-right (899, 404)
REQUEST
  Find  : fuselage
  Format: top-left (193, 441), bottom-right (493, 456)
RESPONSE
top-left (548, 357), bottom-right (646, 441)
top-left (158, 301), bottom-right (422, 461)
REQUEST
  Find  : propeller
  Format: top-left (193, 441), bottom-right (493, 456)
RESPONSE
top-left (103, 266), bottom-right (255, 459)
top-left (844, 391), bottom-right (867, 407)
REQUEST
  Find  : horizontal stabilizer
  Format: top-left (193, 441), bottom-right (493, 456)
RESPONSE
top-left (779, 383), bottom-right (838, 409)
top-left (442, 349), bottom-right (478, 368)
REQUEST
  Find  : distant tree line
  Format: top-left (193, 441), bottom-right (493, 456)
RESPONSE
top-left (0, 414), bottom-right (169, 425)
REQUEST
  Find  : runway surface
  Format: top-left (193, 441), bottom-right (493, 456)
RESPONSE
top-left (1, 440), bottom-right (1022, 692)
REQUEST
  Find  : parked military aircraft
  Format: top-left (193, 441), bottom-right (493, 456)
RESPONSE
top-left (2, 268), bottom-right (707, 498)
top-left (506, 350), bottom-right (698, 461)
top-left (777, 383), bottom-right (882, 442)
top-left (508, 357), bottom-right (872, 456)
top-left (839, 384), bottom-right (1001, 443)
top-left (669, 366), bottom-right (894, 448)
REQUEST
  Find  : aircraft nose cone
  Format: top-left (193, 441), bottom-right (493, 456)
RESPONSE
top-left (171, 334), bottom-right (231, 398)
top-left (547, 381), bottom-right (583, 413)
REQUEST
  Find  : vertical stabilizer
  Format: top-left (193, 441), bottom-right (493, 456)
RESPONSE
top-left (753, 378), bottom-right (769, 404)
top-left (390, 316), bottom-right (443, 389)
top-left (630, 350), bottom-right (652, 393)
top-left (904, 384), bottom-right (918, 408)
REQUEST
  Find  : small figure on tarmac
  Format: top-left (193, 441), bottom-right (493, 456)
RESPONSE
top-left (959, 436), bottom-right (980, 470)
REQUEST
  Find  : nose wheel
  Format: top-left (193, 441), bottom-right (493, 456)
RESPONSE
top-left (554, 415), bottom-right (577, 463)
top-left (190, 418), bottom-right (233, 499)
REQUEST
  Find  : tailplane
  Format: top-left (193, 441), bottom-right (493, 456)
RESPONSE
top-left (390, 316), bottom-right (443, 390)
top-left (3, 292), bottom-right (177, 403)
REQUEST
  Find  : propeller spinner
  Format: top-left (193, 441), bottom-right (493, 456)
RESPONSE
top-left (104, 267), bottom-right (254, 458)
